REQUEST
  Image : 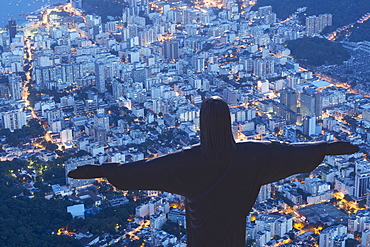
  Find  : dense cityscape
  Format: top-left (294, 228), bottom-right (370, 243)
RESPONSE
top-left (1, 0), bottom-right (370, 246)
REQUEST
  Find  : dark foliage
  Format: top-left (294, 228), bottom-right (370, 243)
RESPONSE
top-left (42, 141), bottom-right (58, 152)
top-left (349, 21), bottom-right (370, 42)
top-left (27, 84), bottom-right (42, 107)
top-left (0, 195), bottom-right (81, 246)
top-left (0, 155), bottom-right (133, 245)
top-left (286, 37), bottom-right (350, 66)
top-left (0, 119), bottom-right (45, 146)
top-left (161, 221), bottom-right (186, 238)
top-left (82, 0), bottom-right (128, 22)
top-left (253, 0), bottom-right (370, 32)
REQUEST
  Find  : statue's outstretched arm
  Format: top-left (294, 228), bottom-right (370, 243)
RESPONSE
top-left (68, 164), bottom-right (108, 179)
top-left (325, 141), bottom-right (359, 155)
top-left (261, 141), bottom-right (359, 185)
top-left (68, 150), bottom-right (187, 195)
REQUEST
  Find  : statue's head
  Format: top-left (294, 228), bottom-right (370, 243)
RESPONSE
top-left (200, 96), bottom-right (236, 161)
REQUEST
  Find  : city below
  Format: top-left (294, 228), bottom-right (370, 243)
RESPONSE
top-left (1, 0), bottom-right (370, 246)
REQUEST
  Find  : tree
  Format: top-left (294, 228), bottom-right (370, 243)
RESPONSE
top-left (128, 238), bottom-right (144, 247)
top-left (83, 198), bottom-right (95, 207)
top-left (246, 239), bottom-right (256, 247)
top-left (286, 37), bottom-right (350, 66)
top-left (7, 134), bottom-right (21, 146)
top-left (42, 141), bottom-right (58, 152)
top-left (0, 197), bottom-right (81, 246)
top-left (288, 232), bottom-right (295, 240)
top-left (161, 221), bottom-right (186, 238)
top-left (253, 0), bottom-right (370, 32)
top-left (43, 165), bottom-right (65, 183)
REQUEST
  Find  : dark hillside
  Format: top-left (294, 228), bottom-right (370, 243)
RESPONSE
top-left (286, 37), bottom-right (350, 66)
top-left (253, 0), bottom-right (370, 32)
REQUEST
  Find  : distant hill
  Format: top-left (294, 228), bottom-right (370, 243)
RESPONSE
top-left (285, 37), bottom-right (351, 66)
top-left (252, 0), bottom-right (370, 33)
top-left (82, 0), bottom-right (128, 22)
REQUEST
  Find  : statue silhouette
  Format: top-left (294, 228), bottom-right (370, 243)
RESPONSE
top-left (68, 96), bottom-right (359, 246)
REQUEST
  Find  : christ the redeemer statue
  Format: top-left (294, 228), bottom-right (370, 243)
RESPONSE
top-left (68, 96), bottom-right (359, 247)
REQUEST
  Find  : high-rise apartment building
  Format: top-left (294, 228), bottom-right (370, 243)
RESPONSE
top-left (362, 229), bottom-right (370, 247)
top-left (280, 88), bottom-right (297, 112)
top-left (8, 19), bottom-right (17, 43)
top-left (94, 126), bottom-right (107, 144)
top-left (354, 160), bottom-right (370, 199)
top-left (9, 75), bottom-right (22, 100)
top-left (194, 55), bottom-right (205, 72)
top-left (2, 109), bottom-right (27, 131)
top-left (95, 61), bottom-right (106, 93)
top-left (257, 6), bottom-right (276, 25)
top-left (300, 88), bottom-right (322, 118)
top-left (61, 64), bottom-right (74, 85)
top-left (257, 184), bottom-right (271, 202)
top-left (94, 112), bottom-right (110, 131)
top-left (253, 58), bottom-right (274, 79)
top-left (306, 14), bottom-right (332, 36)
top-left (163, 40), bottom-right (179, 60)
top-left (303, 115), bottom-right (316, 136)
top-left (319, 225), bottom-right (347, 247)
top-left (112, 80), bottom-right (125, 99)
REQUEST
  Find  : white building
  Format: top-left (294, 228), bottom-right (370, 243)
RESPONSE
top-left (2, 108), bottom-right (26, 130)
top-left (60, 129), bottom-right (73, 143)
top-left (362, 229), bottom-right (370, 247)
top-left (150, 211), bottom-right (166, 230)
top-left (254, 214), bottom-right (292, 242)
top-left (319, 224), bottom-right (347, 247)
top-left (67, 204), bottom-right (85, 219)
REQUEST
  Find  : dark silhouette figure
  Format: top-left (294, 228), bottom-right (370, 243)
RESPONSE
top-left (69, 96), bottom-right (359, 246)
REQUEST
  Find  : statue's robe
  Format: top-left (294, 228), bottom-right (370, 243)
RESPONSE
top-left (102, 141), bottom-right (326, 246)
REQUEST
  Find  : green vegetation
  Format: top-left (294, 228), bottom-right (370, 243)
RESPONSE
top-left (27, 84), bottom-right (42, 107)
top-left (28, 86), bottom-right (70, 105)
top-left (67, 205), bottom-right (130, 235)
top-left (0, 197), bottom-right (81, 247)
top-left (253, 0), bottom-right (370, 32)
top-left (0, 159), bottom-right (79, 246)
top-left (286, 37), bottom-right (350, 66)
top-left (349, 21), bottom-right (370, 42)
top-left (82, 0), bottom-right (128, 22)
top-left (161, 221), bottom-right (186, 238)
top-left (41, 141), bottom-right (59, 152)
top-left (0, 156), bottom-right (136, 245)
top-left (0, 119), bottom-right (45, 146)
top-left (246, 238), bottom-right (256, 247)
